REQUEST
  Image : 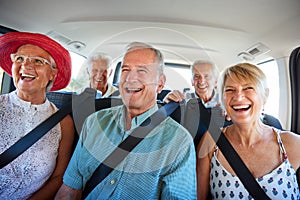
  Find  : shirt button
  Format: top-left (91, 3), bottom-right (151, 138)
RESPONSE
top-left (110, 180), bottom-right (115, 185)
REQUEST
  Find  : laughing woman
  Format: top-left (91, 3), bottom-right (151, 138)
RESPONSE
top-left (0, 32), bottom-right (75, 199)
top-left (197, 63), bottom-right (300, 199)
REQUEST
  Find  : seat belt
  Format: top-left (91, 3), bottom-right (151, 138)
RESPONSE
top-left (215, 134), bottom-right (271, 199)
top-left (0, 101), bottom-right (73, 169)
top-left (82, 101), bottom-right (179, 198)
top-left (208, 107), bottom-right (271, 200)
top-left (0, 88), bottom-right (95, 169)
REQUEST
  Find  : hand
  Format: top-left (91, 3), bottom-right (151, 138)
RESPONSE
top-left (222, 110), bottom-right (231, 121)
top-left (163, 90), bottom-right (185, 103)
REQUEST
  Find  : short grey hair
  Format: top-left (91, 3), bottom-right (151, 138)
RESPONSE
top-left (190, 60), bottom-right (219, 78)
top-left (86, 52), bottom-right (112, 73)
top-left (124, 42), bottom-right (164, 75)
top-left (46, 55), bottom-right (57, 91)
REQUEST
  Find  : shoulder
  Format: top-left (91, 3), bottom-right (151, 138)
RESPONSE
top-left (0, 93), bottom-right (7, 99)
top-left (278, 130), bottom-right (300, 152)
top-left (0, 93), bottom-right (9, 106)
top-left (196, 131), bottom-right (216, 159)
top-left (279, 130), bottom-right (300, 170)
top-left (60, 114), bottom-right (74, 127)
top-left (279, 130), bottom-right (300, 147)
top-left (149, 116), bottom-right (193, 144)
top-left (0, 92), bottom-right (14, 102)
top-left (160, 118), bottom-right (196, 161)
top-left (60, 115), bottom-right (75, 139)
top-left (85, 105), bottom-right (122, 124)
top-left (165, 117), bottom-right (191, 135)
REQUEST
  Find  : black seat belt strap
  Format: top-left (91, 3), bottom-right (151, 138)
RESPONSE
top-left (214, 133), bottom-right (271, 199)
top-left (0, 88), bottom-right (95, 169)
top-left (0, 101), bottom-right (72, 169)
top-left (82, 102), bottom-right (179, 198)
top-left (206, 107), bottom-right (271, 199)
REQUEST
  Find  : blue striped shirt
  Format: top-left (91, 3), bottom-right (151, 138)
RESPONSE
top-left (63, 105), bottom-right (196, 199)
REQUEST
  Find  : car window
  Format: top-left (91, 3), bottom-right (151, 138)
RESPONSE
top-left (164, 63), bottom-right (192, 92)
top-left (257, 59), bottom-right (280, 118)
top-left (62, 51), bottom-right (86, 92)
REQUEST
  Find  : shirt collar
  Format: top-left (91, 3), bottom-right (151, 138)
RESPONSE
top-left (119, 104), bottom-right (159, 131)
top-left (195, 89), bottom-right (220, 108)
top-left (10, 90), bottom-right (52, 112)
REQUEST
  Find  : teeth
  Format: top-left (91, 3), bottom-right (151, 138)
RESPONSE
top-left (198, 84), bottom-right (208, 89)
top-left (21, 73), bottom-right (35, 78)
top-left (233, 105), bottom-right (250, 110)
top-left (127, 88), bottom-right (142, 92)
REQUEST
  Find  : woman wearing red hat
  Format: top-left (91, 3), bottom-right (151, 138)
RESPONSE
top-left (0, 32), bottom-right (75, 199)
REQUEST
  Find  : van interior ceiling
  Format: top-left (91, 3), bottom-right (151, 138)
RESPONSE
top-left (0, 0), bottom-right (300, 132)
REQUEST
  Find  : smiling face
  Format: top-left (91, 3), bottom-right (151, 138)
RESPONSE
top-left (223, 77), bottom-right (264, 124)
top-left (219, 63), bottom-right (269, 125)
top-left (119, 47), bottom-right (165, 118)
top-left (192, 63), bottom-right (217, 102)
top-left (12, 44), bottom-right (57, 103)
top-left (88, 59), bottom-right (111, 95)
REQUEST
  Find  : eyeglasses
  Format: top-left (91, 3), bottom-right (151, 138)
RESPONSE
top-left (10, 54), bottom-right (52, 67)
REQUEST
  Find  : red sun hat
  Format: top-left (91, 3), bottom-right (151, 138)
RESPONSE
top-left (0, 32), bottom-right (72, 91)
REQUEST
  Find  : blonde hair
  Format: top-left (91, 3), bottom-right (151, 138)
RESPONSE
top-left (218, 62), bottom-right (269, 106)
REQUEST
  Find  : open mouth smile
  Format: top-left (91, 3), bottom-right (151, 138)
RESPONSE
top-left (20, 73), bottom-right (36, 81)
top-left (125, 87), bottom-right (142, 93)
top-left (232, 105), bottom-right (251, 111)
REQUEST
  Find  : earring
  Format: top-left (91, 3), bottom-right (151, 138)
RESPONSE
top-left (261, 106), bottom-right (265, 116)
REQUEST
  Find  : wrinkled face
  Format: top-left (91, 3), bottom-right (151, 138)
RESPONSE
top-left (88, 59), bottom-right (111, 93)
top-left (223, 77), bottom-right (264, 124)
top-left (192, 63), bottom-right (217, 101)
top-left (11, 44), bottom-right (57, 97)
top-left (119, 48), bottom-right (165, 115)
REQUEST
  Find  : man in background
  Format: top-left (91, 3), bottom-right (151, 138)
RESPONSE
top-left (164, 60), bottom-right (219, 108)
top-left (79, 52), bottom-right (118, 98)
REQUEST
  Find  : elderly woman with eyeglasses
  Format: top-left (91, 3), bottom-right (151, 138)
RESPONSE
top-left (0, 32), bottom-right (75, 199)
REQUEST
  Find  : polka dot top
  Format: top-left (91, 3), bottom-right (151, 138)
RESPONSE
top-left (210, 129), bottom-right (300, 200)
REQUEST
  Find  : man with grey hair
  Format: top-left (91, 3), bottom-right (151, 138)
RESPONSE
top-left (163, 60), bottom-right (222, 149)
top-left (81, 52), bottom-right (118, 98)
top-left (55, 42), bottom-right (196, 199)
top-left (164, 59), bottom-right (220, 108)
